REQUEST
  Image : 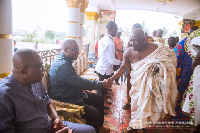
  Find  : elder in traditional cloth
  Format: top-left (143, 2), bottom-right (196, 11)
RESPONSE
top-left (107, 29), bottom-right (178, 129)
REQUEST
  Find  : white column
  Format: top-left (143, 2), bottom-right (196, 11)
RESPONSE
top-left (79, 14), bottom-right (84, 50)
top-left (79, 0), bottom-right (88, 51)
top-left (0, 0), bottom-right (13, 78)
top-left (66, 0), bottom-right (80, 44)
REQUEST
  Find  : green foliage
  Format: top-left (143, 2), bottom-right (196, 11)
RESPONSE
top-left (55, 32), bottom-right (66, 40)
top-left (38, 39), bottom-right (46, 43)
top-left (26, 33), bottom-right (36, 42)
top-left (45, 30), bottom-right (55, 40)
top-left (161, 27), bottom-right (169, 37)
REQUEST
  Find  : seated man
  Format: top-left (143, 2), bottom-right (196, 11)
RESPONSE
top-left (49, 39), bottom-right (111, 133)
top-left (0, 49), bottom-right (95, 133)
top-left (107, 29), bottom-right (178, 131)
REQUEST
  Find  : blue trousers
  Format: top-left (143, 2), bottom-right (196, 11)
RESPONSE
top-left (62, 121), bottom-right (96, 133)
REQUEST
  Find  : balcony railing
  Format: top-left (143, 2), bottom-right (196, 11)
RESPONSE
top-left (37, 49), bottom-right (62, 65)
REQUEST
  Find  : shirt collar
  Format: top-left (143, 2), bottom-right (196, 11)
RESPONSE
top-left (106, 34), bottom-right (114, 41)
top-left (61, 51), bottom-right (73, 63)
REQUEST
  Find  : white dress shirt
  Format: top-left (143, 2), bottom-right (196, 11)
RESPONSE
top-left (95, 34), bottom-right (121, 75)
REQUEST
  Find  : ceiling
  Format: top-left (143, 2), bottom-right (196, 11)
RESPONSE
top-left (87, 0), bottom-right (200, 20)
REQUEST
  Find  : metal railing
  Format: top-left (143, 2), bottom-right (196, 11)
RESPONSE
top-left (37, 49), bottom-right (62, 65)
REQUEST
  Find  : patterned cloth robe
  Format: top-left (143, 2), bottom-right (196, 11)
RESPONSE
top-left (172, 37), bottom-right (192, 121)
top-left (182, 28), bottom-right (200, 126)
top-left (129, 45), bottom-right (178, 129)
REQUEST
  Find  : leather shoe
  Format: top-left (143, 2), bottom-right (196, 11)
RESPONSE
top-left (115, 80), bottom-right (120, 85)
top-left (104, 105), bottom-right (110, 109)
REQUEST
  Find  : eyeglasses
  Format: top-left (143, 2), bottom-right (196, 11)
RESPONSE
top-left (25, 64), bottom-right (44, 71)
top-left (67, 47), bottom-right (79, 52)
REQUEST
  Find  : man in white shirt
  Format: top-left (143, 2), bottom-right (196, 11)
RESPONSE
top-left (95, 21), bottom-right (121, 98)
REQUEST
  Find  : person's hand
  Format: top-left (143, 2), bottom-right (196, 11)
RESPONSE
top-left (102, 78), bottom-right (113, 89)
top-left (55, 127), bottom-right (73, 133)
top-left (83, 90), bottom-right (92, 94)
top-left (53, 116), bottom-right (62, 128)
top-left (51, 120), bottom-right (68, 133)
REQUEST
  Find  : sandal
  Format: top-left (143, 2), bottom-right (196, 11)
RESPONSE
top-left (122, 126), bottom-right (134, 133)
top-left (122, 103), bottom-right (131, 110)
top-left (122, 127), bottom-right (145, 133)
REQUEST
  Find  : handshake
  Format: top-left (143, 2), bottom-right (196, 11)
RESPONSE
top-left (102, 78), bottom-right (114, 89)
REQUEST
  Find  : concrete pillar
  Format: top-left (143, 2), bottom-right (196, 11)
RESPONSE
top-left (66, 0), bottom-right (81, 46)
top-left (0, 0), bottom-right (13, 78)
top-left (79, 0), bottom-right (88, 51)
top-left (66, 0), bottom-right (88, 51)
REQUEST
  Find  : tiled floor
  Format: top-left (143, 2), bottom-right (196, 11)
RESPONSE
top-left (103, 81), bottom-right (195, 133)
top-left (85, 68), bottom-right (195, 133)
top-left (104, 81), bottom-right (131, 133)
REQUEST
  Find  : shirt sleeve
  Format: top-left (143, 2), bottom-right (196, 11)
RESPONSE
top-left (105, 41), bottom-right (121, 65)
top-left (0, 90), bottom-right (15, 133)
top-left (56, 63), bottom-right (103, 91)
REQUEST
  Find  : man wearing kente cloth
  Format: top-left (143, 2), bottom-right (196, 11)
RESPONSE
top-left (106, 29), bottom-right (178, 131)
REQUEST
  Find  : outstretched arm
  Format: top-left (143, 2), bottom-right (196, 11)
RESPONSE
top-left (109, 48), bottom-right (131, 82)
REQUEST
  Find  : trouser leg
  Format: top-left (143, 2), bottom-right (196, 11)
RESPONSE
top-left (62, 121), bottom-right (96, 133)
top-left (124, 68), bottom-right (128, 82)
top-left (82, 93), bottom-right (104, 132)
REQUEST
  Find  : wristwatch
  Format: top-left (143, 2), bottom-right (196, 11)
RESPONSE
top-left (53, 114), bottom-right (59, 121)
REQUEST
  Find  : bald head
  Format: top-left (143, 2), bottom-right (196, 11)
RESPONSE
top-left (62, 39), bottom-right (79, 60)
top-left (133, 29), bottom-right (145, 38)
top-left (12, 49), bottom-right (44, 86)
top-left (13, 49), bottom-right (39, 69)
top-left (130, 29), bottom-right (146, 51)
top-left (62, 39), bottom-right (77, 51)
